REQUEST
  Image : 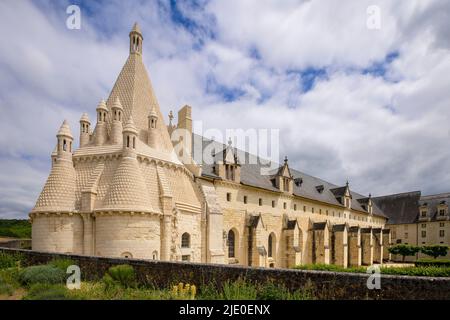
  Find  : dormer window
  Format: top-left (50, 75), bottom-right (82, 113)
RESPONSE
top-left (294, 178), bottom-right (303, 187)
top-left (421, 210), bottom-right (427, 217)
top-left (345, 198), bottom-right (351, 208)
top-left (225, 164), bottom-right (235, 180)
top-left (316, 185), bottom-right (324, 193)
top-left (439, 209), bottom-right (446, 216)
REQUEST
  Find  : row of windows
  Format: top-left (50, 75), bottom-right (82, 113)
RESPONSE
top-left (404, 230), bottom-right (446, 239)
top-left (421, 209), bottom-right (448, 217)
top-left (421, 230), bottom-right (446, 237)
top-left (422, 222), bottom-right (446, 228)
top-left (225, 193), bottom-right (382, 222)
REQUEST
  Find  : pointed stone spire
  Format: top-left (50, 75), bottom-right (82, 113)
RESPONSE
top-left (79, 113), bottom-right (91, 147)
top-left (57, 120), bottom-right (73, 139)
top-left (168, 110), bottom-right (174, 126)
top-left (111, 97), bottom-right (124, 145)
top-left (129, 22), bottom-right (143, 55)
top-left (123, 115), bottom-right (138, 134)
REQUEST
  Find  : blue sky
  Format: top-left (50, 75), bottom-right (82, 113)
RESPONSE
top-left (0, 0), bottom-right (450, 218)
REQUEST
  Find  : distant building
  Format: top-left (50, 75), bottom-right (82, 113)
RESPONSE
top-left (373, 192), bottom-right (450, 261)
top-left (30, 24), bottom-right (394, 268)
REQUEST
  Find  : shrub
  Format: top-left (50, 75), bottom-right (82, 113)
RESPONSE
top-left (415, 259), bottom-right (450, 267)
top-left (222, 279), bottom-right (258, 300)
top-left (380, 266), bottom-right (450, 277)
top-left (102, 264), bottom-right (136, 288)
top-left (388, 244), bottom-right (420, 262)
top-left (420, 245), bottom-right (449, 259)
top-left (19, 265), bottom-right (66, 286)
top-left (257, 282), bottom-right (289, 300)
top-left (294, 264), bottom-right (366, 273)
top-left (0, 279), bottom-right (14, 296)
top-left (0, 252), bottom-right (24, 269)
top-left (23, 283), bottom-right (69, 300)
top-left (49, 258), bottom-right (76, 272)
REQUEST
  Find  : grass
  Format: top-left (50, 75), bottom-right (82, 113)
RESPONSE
top-left (0, 219), bottom-right (31, 239)
top-left (294, 263), bottom-right (450, 277)
top-left (1, 251), bottom-right (449, 300)
top-left (0, 252), bottom-right (24, 269)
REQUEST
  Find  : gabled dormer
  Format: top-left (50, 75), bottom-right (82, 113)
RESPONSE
top-left (357, 194), bottom-right (373, 214)
top-left (330, 181), bottom-right (352, 209)
top-left (418, 202), bottom-right (430, 221)
top-left (437, 200), bottom-right (449, 220)
top-left (273, 156), bottom-right (293, 194)
top-left (214, 138), bottom-right (241, 183)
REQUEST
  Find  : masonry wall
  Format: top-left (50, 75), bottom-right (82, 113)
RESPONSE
top-left (32, 214), bottom-right (84, 254)
top-left (1, 248), bottom-right (449, 300)
top-left (94, 214), bottom-right (160, 259)
top-left (213, 180), bottom-right (387, 268)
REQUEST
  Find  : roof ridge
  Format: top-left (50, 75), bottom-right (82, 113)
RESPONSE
top-left (420, 192), bottom-right (450, 199)
top-left (372, 190), bottom-right (422, 199)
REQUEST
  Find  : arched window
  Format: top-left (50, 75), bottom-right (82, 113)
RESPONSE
top-left (228, 229), bottom-right (236, 258)
top-left (133, 137), bottom-right (136, 148)
top-left (63, 139), bottom-right (67, 151)
top-left (127, 136), bottom-right (130, 147)
top-left (181, 232), bottom-right (190, 248)
top-left (152, 250), bottom-right (158, 260)
top-left (268, 233), bottom-right (275, 258)
top-left (121, 252), bottom-right (133, 259)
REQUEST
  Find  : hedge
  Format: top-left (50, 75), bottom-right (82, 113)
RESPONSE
top-left (415, 259), bottom-right (450, 267)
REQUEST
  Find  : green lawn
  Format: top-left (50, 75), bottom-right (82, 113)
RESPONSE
top-left (294, 263), bottom-right (450, 277)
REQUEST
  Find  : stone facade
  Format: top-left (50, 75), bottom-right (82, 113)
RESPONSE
top-left (374, 192), bottom-right (450, 261)
top-left (30, 24), bottom-right (393, 268)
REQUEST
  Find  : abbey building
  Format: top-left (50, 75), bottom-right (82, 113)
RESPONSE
top-left (31, 24), bottom-right (416, 268)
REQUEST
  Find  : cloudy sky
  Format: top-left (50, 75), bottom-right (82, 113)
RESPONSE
top-left (0, 0), bottom-right (449, 219)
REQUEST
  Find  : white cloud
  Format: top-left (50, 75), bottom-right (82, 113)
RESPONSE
top-left (0, 0), bottom-right (449, 219)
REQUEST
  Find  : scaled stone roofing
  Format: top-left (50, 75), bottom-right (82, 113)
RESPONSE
top-left (99, 156), bottom-right (155, 213)
top-left (105, 52), bottom-right (173, 153)
top-left (32, 160), bottom-right (76, 213)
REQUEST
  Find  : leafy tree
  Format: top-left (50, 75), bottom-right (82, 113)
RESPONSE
top-left (388, 244), bottom-right (420, 262)
top-left (420, 245), bottom-right (449, 259)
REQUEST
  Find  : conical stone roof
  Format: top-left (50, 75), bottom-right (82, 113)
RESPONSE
top-left (106, 51), bottom-right (173, 153)
top-left (32, 160), bottom-right (76, 213)
top-left (98, 155), bottom-right (154, 213)
top-left (57, 120), bottom-right (73, 138)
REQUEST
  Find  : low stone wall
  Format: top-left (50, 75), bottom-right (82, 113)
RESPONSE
top-left (0, 239), bottom-right (31, 249)
top-left (1, 247), bottom-right (449, 299)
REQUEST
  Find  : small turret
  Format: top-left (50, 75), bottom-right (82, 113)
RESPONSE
top-left (56, 120), bottom-right (74, 161)
top-left (129, 22), bottom-right (143, 55)
top-left (111, 97), bottom-right (124, 145)
top-left (95, 99), bottom-right (108, 146)
top-left (147, 106), bottom-right (158, 148)
top-left (123, 116), bottom-right (138, 158)
top-left (79, 113), bottom-right (90, 147)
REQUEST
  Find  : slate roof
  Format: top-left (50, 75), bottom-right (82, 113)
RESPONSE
top-left (332, 224), bottom-right (347, 232)
top-left (193, 135), bottom-right (386, 217)
top-left (285, 219), bottom-right (298, 230)
top-left (372, 191), bottom-right (421, 224)
top-left (313, 222), bottom-right (327, 230)
top-left (419, 192), bottom-right (450, 220)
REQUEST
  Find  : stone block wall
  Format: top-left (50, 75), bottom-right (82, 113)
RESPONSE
top-left (0, 247), bottom-right (449, 300)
